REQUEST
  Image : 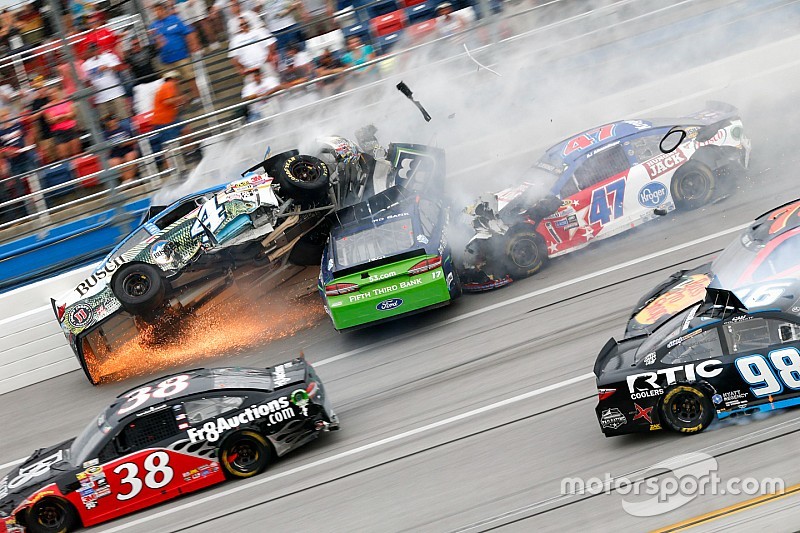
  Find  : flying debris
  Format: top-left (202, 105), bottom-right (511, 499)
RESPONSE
top-left (396, 81), bottom-right (432, 122)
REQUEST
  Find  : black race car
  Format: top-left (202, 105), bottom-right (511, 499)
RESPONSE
top-left (625, 198), bottom-right (800, 338)
top-left (595, 287), bottom-right (800, 436)
top-left (0, 359), bottom-right (337, 532)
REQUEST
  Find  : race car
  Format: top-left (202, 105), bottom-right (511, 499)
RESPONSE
top-left (625, 198), bottom-right (800, 338)
top-left (319, 185), bottom-right (461, 330)
top-left (52, 130), bottom-right (445, 384)
top-left (0, 359), bottom-right (337, 532)
top-left (594, 286), bottom-right (800, 436)
top-left (461, 101), bottom-right (751, 289)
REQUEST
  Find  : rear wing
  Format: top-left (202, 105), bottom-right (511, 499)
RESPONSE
top-left (684, 101), bottom-right (741, 124)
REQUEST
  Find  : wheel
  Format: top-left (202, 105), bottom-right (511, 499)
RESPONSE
top-left (219, 430), bottom-right (271, 479)
top-left (671, 162), bottom-right (716, 209)
top-left (659, 384), bottom-right (715, 434)
top-left (26, 498), bottom-right (79, 533)
top-left (111, 263), bottom-right (166, 315)
top-left (501, 230), bottom-right (547, 279)
top-left (273, 155), bottom-right (330, 204)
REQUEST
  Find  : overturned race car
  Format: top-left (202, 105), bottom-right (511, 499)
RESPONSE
top-left (461, 102), bottom-right (751, 290)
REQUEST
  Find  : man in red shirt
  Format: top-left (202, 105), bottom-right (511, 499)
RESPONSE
top-left (77, 12), bottom-right (121, 57)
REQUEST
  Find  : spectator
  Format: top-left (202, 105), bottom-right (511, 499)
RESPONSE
top-left (69, 0), bottom-right (89, 29)
top-left (0, 106), bottom-right (34, 221)
top-left (77, 11), bottom-right (120, 56)
top-left (258, 0), bottom-right (306, 37)
top-left (0, 9), bottom-right (24, 55)
top-left (150, 1), bottom-right (200, 100)
top-left (224, 0), bottom-right (268, 39)
top-left (149, 70), bottom-right (186, 156)
top-left (435, 2), bottom-right (466, 37)
top-left (44, 86), bottom-right (81, 160)
top-left (27, 77), bottom-right (55, 164)
top-left (125, 37), bottom-right (160, 86)
top-left (228, 17), bottom-right (278, 77)
top-left (102, 115), bottom-right (138, 182)
top-left (174, 0), bottom-right (223, 51)
top-left (241, 67), bottom-right (283, 122)
top-left (341, 35), bottom-right (375, 72)
top-left (315, 48), bottom-right (346, 86)
top-left (83, 43), bottom-right (129, 120)
top-left (278, 43), bottom-right (313, 85)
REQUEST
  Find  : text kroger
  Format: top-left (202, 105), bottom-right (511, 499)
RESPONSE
top-left (187, 398), bottom-right (295, 443)
top-left (638, 182), bottom-right (667, 208)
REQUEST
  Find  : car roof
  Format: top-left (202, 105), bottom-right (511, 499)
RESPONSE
top-left (541, 117), bottom-right (690, 167)
top-left (332, 185), bottom-right (418, 233)
top-left (103, 367), bottom-right (273, 426)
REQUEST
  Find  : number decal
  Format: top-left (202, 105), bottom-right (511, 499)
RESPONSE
top-left (432, 270), bottom-right (442, 280)
top-left (114, 463), bottom-right (142, 501)
top-left (2, 450), bottom-right (64, 497)
top-left (114, 451), bottom-right (174, 501)
top-left (118, 375), bottom-right (190, 415)
top-left (588, 178), bottom-right (625, 225)
top-left (190, 196), bottom-right (226, 239)
top-left (735, 282), bottom-right (791, 308)
top-left (735, 347), bottom-right (800, 398)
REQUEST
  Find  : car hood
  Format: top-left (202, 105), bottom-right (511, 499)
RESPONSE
top-left (0, 439), bottom-right (75, 510)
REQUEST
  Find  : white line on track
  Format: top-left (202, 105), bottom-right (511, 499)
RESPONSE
top-left (314, 221), bottom-right (750, 367)
top-left (100, 371), bottom-right (595, 532)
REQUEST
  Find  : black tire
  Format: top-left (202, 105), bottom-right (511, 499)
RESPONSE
top-left (111, 263), bottom-right (166, 315)
top-left (273, 155), bottom-right (330, 204)
top-left (502, 230), bottom-right (547, 279)
top-left (26, 498), bottom-right (79, 533)
top-left (671, 162), bottom-right (716, 209)
top-left (219, 430), bottom-right (271, 479)
top-left (659, 384), bottom-right (715, 434)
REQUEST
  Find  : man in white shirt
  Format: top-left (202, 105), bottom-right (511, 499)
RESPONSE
top-left (83, 43), bottom-right (129, 119)
top-left (211, 0), bottom-right (267, 38)
top-left (241, 68), bottom-right (284, 121)
top-left (228, 17), bottom-right (279, 76)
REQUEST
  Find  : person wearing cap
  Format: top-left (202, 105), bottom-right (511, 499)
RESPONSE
top-left (83, 42), bottom-right (129, 120)
top-left (149, 70), bottom-right (186, 160)
top-left (77, 11), bottom-right (121, 57)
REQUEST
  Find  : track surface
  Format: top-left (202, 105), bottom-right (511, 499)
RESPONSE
top-left (4, 1), bottom-right (800, 531)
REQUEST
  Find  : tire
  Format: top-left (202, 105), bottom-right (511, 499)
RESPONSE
top-left (26, 498), bottom-right (79, 533)
top-left (671, 162), bottom-right (716, 210)
top-left (273, 155), bottom-right (330, 204)
top-left (219, 430), bottom-right (271, 479)
top-left (659, 384), bottom-right (715, 434)
top-left (501, 229), bottom-right (547, 279)
top-left (111, 263), bottom-right (166, 315)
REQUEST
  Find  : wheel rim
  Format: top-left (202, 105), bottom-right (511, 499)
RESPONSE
top-left (510, 238), bottom-right (539, 268)
top-left (289, 160), bottom-right (320, 182)
top-left (670, 391), bottom-right (703, 424)
top-left (35, 502), bottom-right (65, 529)
top-left (227, 438), bottom-right (261, 473)
top-left (122, 273), bottom-right (151, 297)
top-left (677, 171), bottom-right (710, 201)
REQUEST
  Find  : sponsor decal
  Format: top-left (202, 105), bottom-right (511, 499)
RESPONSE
top-left (327, 259), bottom-right (334, 271)
top-left (367, 272), bottom-right (396, 284)
top-left (721, 390), bottom-right (748, 407)
top-left (347, 280), bottom-right (423, 302)
top-left (416, 235), bottom-right (429, 245)
top-left (67, 304), bottom-right (94, 329)
top-left (712, 394), bottom-right (723, 405)
top-left (74, 257), bottom-right (126, 296)
top-left (638, 182), bottom-right (668, 208)
top-left (634, 274), bottom-right (711, 326)
top-left (446, 271), bottom-right (454, 289)
top-left (187, 398), bottom-right (296, 443)
top-left (29, 490), bottom-right (55, 505)
top-left (727, 315), bottom-right (753, 323)
top-left (151, 240), bottom-right (176, 265)
top-left (627, 360), bottom-right (723, 393)
top-left (666, 328), bottom-right (703, 349)
top-left (0, 450), bottom-right (65, 499)
top-left (632, 403), bottom-right (653, 423)
top-left (642, 150), bottom-right (686, 180)
top-left (272, 362), bottom-right (293, 388)
top-left (182, 462), bottom-right (219, 482)
top-left (377, 298), bottom-right (403, 311)
top-left (631, 389), bottom-right (664, 400)
top-left (643, 352), bottom-right (657, 366)
top-left (600, 408), bottom-right (627, 429)
top-left (649, 424), bottom-right (662, 431)
top-left (696, 128), bottom-right (726, 147)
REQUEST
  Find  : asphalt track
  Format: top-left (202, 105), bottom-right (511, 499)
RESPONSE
top-left (4, 1), bottom-right (800, 531)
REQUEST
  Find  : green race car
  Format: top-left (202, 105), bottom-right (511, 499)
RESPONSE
top-left (319, 186), bottom-right (461, 330)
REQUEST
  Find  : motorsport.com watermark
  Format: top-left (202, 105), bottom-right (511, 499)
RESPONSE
top-left (561, 452), bottom-right (785, 517)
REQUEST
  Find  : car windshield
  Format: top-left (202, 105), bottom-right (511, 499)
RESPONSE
top-left (105, 227), bottom-right (153, 264)
top-left (635, 306), bottom-right (698, 362)
top-left (520, 164), bottom-right (561, 194)
top-left (334, 217), bottom-right (416, 267)
top-left (712, 230), bottom-right (800, 287)
top-left (69, 411), bottom-right (112, 464)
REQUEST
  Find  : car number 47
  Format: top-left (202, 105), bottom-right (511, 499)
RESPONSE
top-left (114, 451), bottom-right (174, 501)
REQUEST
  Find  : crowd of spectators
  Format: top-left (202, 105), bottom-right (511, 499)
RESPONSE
top-left (0, 0), bottom-right (491, 223)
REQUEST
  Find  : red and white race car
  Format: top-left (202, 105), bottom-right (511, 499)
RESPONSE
top-left (461, 102), bottom-right (751, 290)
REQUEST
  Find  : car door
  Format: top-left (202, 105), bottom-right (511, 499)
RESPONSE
top-left (716, 316), bottom-right (800, 416)
top-left (545, 143), bottom-right (631, 251)
top-left (622, 129), bottom-right (680, 217)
